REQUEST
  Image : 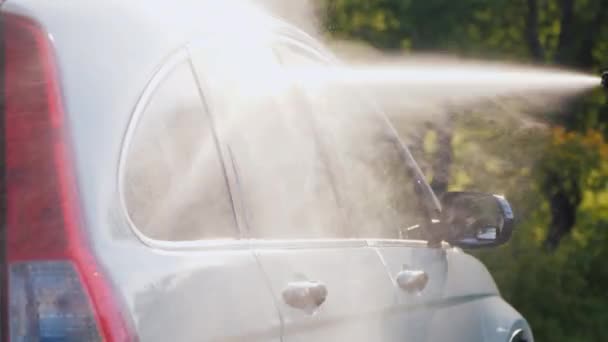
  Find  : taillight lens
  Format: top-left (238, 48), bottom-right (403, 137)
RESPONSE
top-left (9, 262), bottom-right (101, 341)
top-left (2, 13), bottom-right (133, 341)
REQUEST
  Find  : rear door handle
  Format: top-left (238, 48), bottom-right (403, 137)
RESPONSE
top-left (282, 281), bottom-right (328, 312)
top-left (396, 269), bottom-right (429, 293)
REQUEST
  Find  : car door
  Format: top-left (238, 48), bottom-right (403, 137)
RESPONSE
top-left (268, 36), bottom-right (451, 341)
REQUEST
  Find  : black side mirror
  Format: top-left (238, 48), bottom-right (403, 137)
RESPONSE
top-left (440, 192), bottom-right (515, 248)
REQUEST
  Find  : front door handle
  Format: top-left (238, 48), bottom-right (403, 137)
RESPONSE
top-left (282, 281), bottom-right (328, 312)
top-left (396, 269), bottom-right (429, 293)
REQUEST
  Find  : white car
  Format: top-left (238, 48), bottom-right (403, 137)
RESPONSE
top-left (2, 0), bottom-right (533, 341)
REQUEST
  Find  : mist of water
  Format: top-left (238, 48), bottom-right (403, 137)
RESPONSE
top-left (126, 0), bottom-right (604, 243)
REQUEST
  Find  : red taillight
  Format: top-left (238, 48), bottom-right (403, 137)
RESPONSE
top-left (3, 13), bottom-right (133, 341)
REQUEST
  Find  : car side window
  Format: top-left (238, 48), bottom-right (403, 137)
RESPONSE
top-left (123, 61), bottom-right (238, 241)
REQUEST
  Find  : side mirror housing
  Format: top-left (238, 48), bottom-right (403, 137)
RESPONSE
top-left (440, 192), bottom-right (515, 249)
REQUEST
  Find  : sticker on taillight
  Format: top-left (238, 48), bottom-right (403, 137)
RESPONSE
top-left (9, 261), bottom-right (102, 341)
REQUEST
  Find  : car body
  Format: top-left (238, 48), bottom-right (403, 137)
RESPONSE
top-left (1, 0), bottom-right (533, 341)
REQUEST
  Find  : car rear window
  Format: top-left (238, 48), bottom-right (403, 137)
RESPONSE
top-left (122, 61), bottom-right (238, 241)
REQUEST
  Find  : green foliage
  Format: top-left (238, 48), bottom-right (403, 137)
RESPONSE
top-left (452, 117), bottom-right (608, 341)
top-left (326, 0), bottom-right (529, 57)
top-left (539, 128), bottom-right (608, 197)
top-left (323, 0), bottom-right (608, 341)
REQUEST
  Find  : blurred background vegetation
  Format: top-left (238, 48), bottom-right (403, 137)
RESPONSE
top-left (319, 0), bottom-right (608, 340)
